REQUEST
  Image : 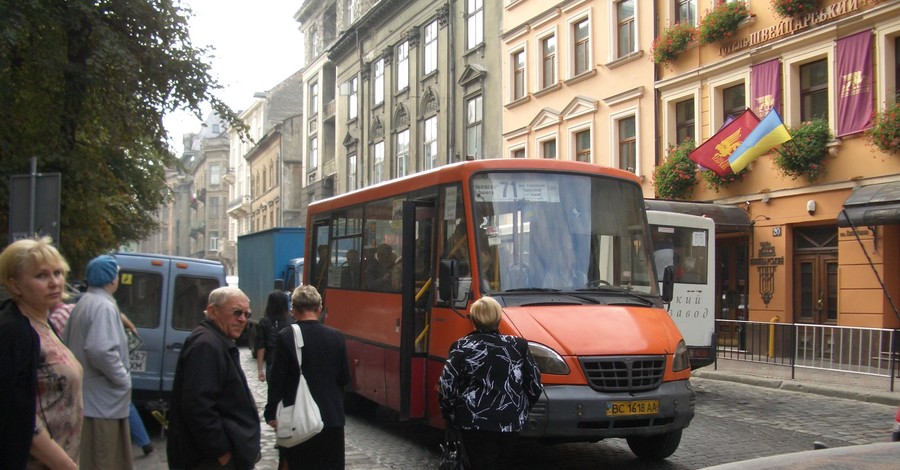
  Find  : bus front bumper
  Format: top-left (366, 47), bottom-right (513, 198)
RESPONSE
top-left (521, 379), bottom-right (695, 441)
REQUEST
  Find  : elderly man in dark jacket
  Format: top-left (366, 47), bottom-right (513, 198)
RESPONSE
top-left (167, 286), bottom-right (260, 470)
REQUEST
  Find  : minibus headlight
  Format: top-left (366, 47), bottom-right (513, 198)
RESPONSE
top-left (528, 342), bottom-right (569, 375)
top-left (672, 339), bottom-right (690, 372)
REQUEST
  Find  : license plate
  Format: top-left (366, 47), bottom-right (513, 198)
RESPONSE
top-left (130, 351), bottom-right (147, 373)
top-left (606, 400), bottom-right (659, 416)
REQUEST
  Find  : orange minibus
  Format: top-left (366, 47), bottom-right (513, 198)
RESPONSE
top-left (305, 159), bottom-right (694, 460)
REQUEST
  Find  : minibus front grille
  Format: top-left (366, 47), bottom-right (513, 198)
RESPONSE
top-left (578, 356), bottom-right (666, 392)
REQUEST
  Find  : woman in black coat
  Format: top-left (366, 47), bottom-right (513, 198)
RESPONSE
top-left (264, 285), bottom-right (350, 470)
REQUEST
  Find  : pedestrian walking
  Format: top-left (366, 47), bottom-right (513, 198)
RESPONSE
top-left (439, 296), bottom-right (543, 470)
top-left (0, 237), bottom-right (83, 470)
top-left (64, 254), bottom-right (134, 469)
top-left (264, 285), bottom-right (350, 470)
top-left (167, 286), bottom-right (261, 470)
top-left (254, 289), bottom-right (295, 382)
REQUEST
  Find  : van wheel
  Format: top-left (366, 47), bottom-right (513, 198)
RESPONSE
top-left (626, 429), bottom-right (682, 461)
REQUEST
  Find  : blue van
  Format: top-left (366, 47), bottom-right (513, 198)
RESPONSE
top-left (112, 253), bottom-right (226, 411)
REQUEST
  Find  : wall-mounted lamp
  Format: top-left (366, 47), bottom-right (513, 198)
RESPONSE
top-left (807, 199), bottom-right (817, 215)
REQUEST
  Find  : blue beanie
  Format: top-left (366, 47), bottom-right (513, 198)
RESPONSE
top-left (86, 255), bottom-right (118, 287)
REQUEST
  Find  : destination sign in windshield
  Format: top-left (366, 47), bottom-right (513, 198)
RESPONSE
top-left (473, 179), bottom-right (560, 203)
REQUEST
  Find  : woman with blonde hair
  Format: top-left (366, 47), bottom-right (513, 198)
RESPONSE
top-left (438, 296), bottom-right (543, 469)
top-left (0, 237), bottom-right (83, 470)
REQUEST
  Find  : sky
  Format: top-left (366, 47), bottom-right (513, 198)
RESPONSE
top-left (163, 0), bottom-right (305, 155)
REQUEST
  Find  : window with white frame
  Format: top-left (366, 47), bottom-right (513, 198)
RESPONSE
top-left (208, 197), bottom-right (220, 218)
top-left (675, 0), bottom-right (697, 25)
top-left (374, 58), bottom-right (384, 106)
top-left (396, 129), bottom-right (410, 178)
top-left (424, 116), bottom-right (438, 170)
top-left (373, 141), bottom-right (385, 184)
top-left (424, 21), bottom-right (438, 75)
top-left (800, 59), bottom-right (828, 122)
top-left (348, 77), bottom-right (358, 120)
top-left (397, 41), bottom-right (409, 92)
top-left (540, 34), bottom-right (556, 89)
top-left (466, 95), bottom-right (483, 159)
top-left (309, 27), bottom-right (320, 58)
top-left (573, 17), bottom-right (591, 76)
top-left (615, 0), bottom-right (636, 58)
top-left (467, 0), bottom-right (484, 50)
top-left (348, 153), bottom-right (358, 190)
top-left (575, 129), bottom-right (591, 162)
top-left (675, 98), bottom-right (695, 143)
top-left (542, 139), bottom-right (557, 159)
top-left (310, 82), bottom-right (319, 115)
top-left (209, 231), bottom-right (219, 251)
top-left (209, 164), bottom-right (222, 186)
top-left (511, 147), bottom-right (525, 159)
top-left (722, 83), bottom-right (745, 122)
top-left (512, 49), bottom-right (526, 101)
top-left (345, 0), bottom-right (356, 26)
top-left (309, 137), bottom-right (318, 169)
top-left (617, 116), bottom-right (636, 172)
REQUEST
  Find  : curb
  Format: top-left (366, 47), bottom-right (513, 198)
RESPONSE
top-left (691, 370), bottom-right (900, 407)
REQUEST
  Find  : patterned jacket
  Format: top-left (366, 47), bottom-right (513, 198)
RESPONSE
top-left (439, 330), bottom-right (543, 432)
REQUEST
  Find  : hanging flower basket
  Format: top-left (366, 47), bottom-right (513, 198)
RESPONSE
top-left (699, 1), bottom-right (750, 45)
top-left (866, 100), bottom-right (900, 154)
top-left (653, 139), bottom-right (697, 200)
top-left (772, 0), bottom-right (821, 18)
top-left (652, 22), bottom-right (696, 66)
top-left (773, 119), bottom-right (832, 181)
top-left (701, 167), bottom-right (749, 192)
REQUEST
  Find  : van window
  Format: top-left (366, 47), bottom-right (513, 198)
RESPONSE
top-left (172, 276), bottom-right (220, 331)
top-left (115, 271), bottom-right (163, 328)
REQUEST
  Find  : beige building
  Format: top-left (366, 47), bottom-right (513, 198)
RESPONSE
top-left (653, 0), bottom-right (900, 329)
top-left (501, 0), bottom-right (657, 194)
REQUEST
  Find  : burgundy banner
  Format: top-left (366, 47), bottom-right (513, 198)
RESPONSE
top-left (837, 30), bottom-right (873, 137)
top-left (750, 59), bottom-right (781, 119)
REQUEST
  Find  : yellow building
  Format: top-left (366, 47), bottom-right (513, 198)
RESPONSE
top-left (653, 0), bottom-right (900, 330)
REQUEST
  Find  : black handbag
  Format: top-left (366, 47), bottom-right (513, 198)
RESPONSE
top-left (439, 424), bottom-right (468, 470)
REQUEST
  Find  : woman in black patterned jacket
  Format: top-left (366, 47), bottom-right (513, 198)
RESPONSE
top-left (438, 296), bottom-right (543, 470)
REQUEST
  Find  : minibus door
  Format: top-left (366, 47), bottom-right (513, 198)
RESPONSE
top-left (399, 200), bottom-right (435, 420)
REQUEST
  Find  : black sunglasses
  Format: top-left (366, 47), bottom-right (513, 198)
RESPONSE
top-left (230, 308), bottom-right (252, 320)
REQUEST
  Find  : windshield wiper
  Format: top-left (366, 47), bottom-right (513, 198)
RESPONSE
top-left (502, 287), bottom-right (561, 293)
top-left (575, 286), bottom-right (655, 306)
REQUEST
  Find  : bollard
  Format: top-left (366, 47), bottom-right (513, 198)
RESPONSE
top-left (768, 315), bottom-right (780, 358)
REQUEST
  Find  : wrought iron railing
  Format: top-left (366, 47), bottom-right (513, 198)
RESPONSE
top-left (715, 319), bottom-right (899, 391)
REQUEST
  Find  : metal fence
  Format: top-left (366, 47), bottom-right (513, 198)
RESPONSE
top-left (715, 319), bottom-right (900, 391)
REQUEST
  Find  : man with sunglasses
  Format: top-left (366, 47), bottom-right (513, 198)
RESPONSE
top-left (167, 286), bottom-right (261, 470)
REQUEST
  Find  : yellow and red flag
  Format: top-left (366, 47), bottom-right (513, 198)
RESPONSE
top-left (688, 109), bottom-right (759, 177)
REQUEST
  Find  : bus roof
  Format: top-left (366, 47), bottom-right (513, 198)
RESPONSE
top-left (308, 159), bottom-right (642, 215)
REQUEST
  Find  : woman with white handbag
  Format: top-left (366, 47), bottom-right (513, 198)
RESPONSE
top-left (264, 285), bottom-right (350, 470)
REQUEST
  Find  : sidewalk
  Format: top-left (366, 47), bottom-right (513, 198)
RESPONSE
top-left (693, 357), bottom-right (900, 407)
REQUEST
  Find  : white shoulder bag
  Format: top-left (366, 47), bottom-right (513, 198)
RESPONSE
top-left (275, 324), bottom-right (324, 447)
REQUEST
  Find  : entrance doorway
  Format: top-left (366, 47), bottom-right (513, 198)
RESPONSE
top-left (716, 235), bottom-right (749, 347)
top-left (793, 226), bottom-right (838, 325)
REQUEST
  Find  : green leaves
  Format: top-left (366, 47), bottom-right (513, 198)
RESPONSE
top-left (0, 0), bottom-right (241, 274)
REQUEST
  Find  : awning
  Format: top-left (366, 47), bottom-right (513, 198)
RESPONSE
top-left (645, 200), bottom-right (751, 233)
top-left (837, 181), bottom-right (900, 227)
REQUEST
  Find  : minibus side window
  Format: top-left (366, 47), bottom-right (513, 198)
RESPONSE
top-left (115, 271), bottom-right (163, 328)
top-left (172, 276), bottom-right (220, 330)
top-left (361, 197), bottom-right (403, 293)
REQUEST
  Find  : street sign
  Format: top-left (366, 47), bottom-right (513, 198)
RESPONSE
top-left (8, 172), bottom-right (61, 243)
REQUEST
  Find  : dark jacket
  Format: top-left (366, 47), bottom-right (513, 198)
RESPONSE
top-left (0, 299), bottom-right (39, 470)
top-left (167, 319), bottom-right (261, 470)
top-left (264, 320), bottom-right (350, 428)
top-left (438, 330), bottom-right (543, 432)
top-left (254, 313), bottom-right (294, 367)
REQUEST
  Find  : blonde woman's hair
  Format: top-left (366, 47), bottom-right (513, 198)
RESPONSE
top-left (0, 236), bottom-right (70, 302)
top-left (469, 296), bottom-right (502, 330)
top-left (292, 285), bottom-right (322, 313)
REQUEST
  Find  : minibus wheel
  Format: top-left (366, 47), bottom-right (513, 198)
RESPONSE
top-left (626, 429), bottom-right (682, 460)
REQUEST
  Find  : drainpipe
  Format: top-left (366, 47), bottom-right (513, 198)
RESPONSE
top-left (448, 3), bottom-right (456, 164)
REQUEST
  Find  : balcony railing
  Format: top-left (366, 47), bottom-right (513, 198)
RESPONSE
top-left (715, 319), bottom-right (899, 390)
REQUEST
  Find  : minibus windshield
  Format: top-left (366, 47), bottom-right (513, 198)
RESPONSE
top-left (471, 171), bottom-right (656, 295)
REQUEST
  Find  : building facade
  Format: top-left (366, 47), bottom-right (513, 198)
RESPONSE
top-left (653, 0), bottom-right (900, 330)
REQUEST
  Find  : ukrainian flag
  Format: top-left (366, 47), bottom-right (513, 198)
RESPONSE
top-left (728, 109), bottom-right (792, 173)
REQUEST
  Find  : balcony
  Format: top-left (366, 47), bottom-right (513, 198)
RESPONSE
top-left (222, 167), bottom-right (235, 185)
top-left (227, 195), bottom-right (251, 217)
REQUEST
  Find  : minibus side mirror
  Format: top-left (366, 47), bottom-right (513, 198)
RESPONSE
top-left (439, 259), bottom-right (459, 301)
top-left (661, 265), bottom-right (675, 303)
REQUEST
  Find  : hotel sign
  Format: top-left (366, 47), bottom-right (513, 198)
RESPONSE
top-left (720, 0), bottom-right (882, 56)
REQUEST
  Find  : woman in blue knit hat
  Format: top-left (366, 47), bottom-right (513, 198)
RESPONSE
top-left (64, 254), bottom-right (134, 468)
